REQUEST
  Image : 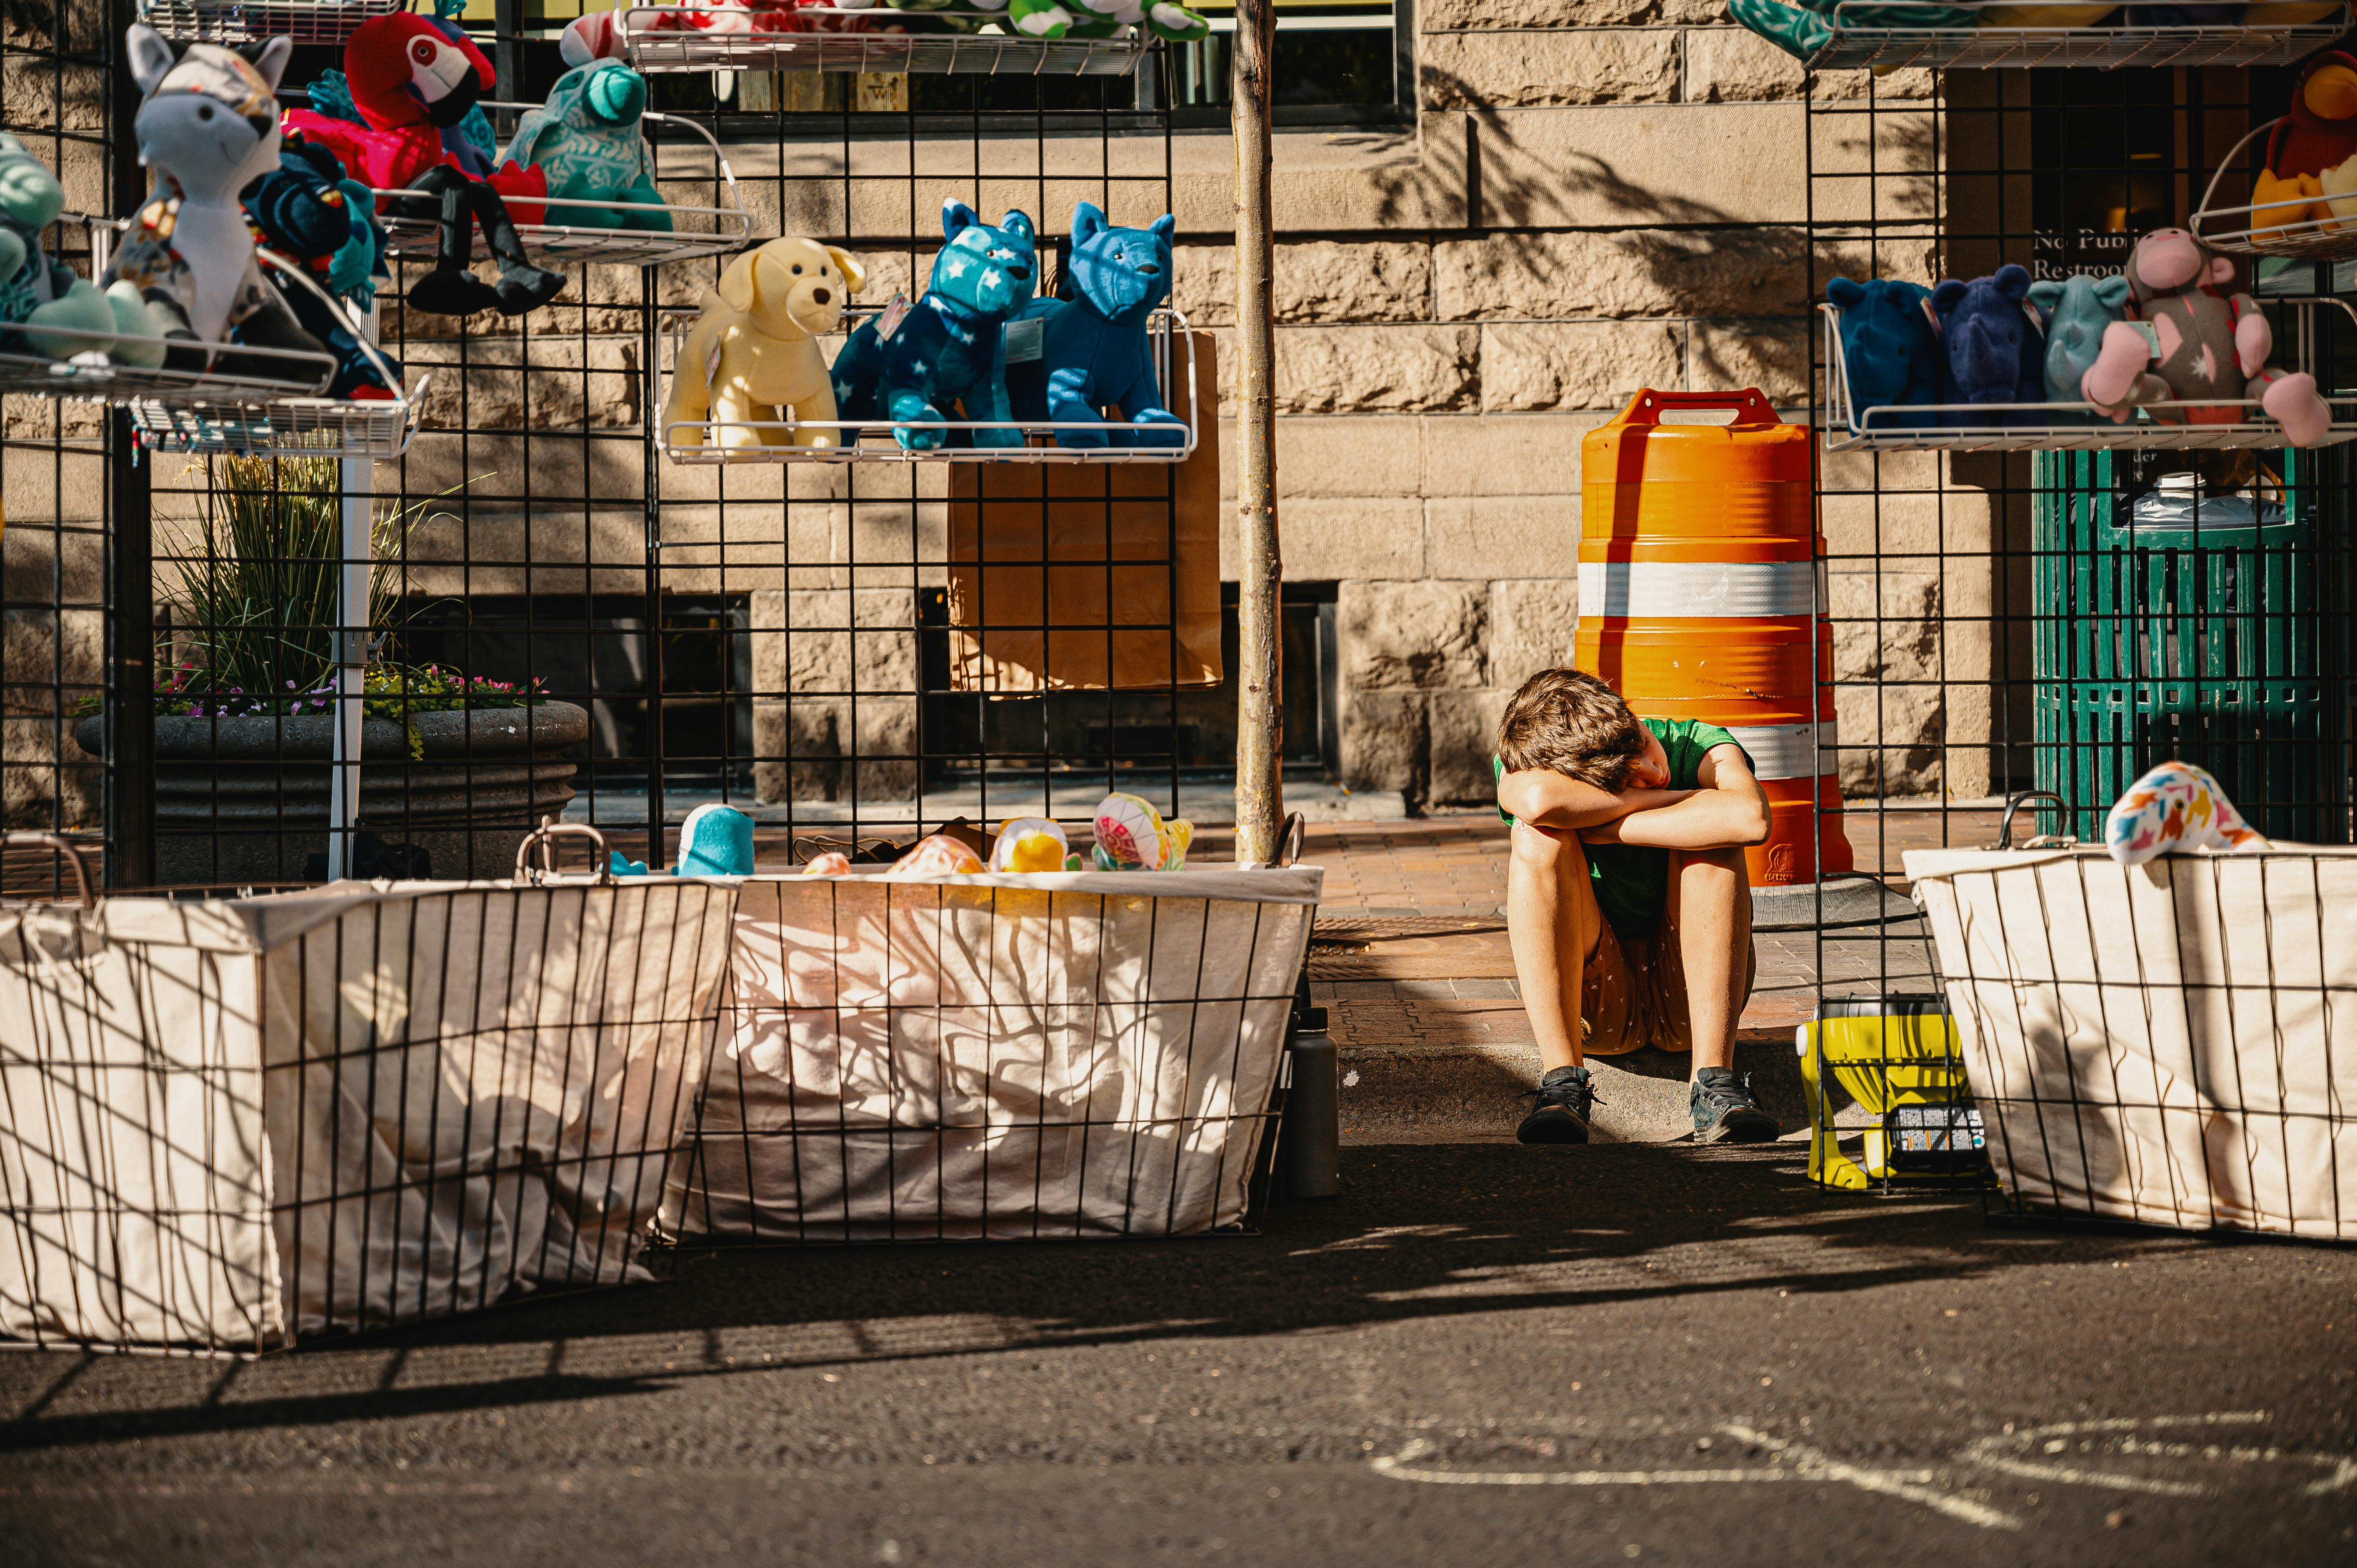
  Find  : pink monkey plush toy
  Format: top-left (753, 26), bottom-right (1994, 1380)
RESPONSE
top-left (2080, 228), bottom-right (2332, 446)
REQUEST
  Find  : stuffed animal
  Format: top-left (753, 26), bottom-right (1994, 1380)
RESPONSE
top-left (1091, 792), bottom-right (1190, 871)
top-left (281, 13), bottom-right (564, 318)
top-left (2082, 228), bottom-right (2332, 444)
top-left (1928, 264), bottom-right (2046, 427)
top-left (241, 137), bottom-right (401, 399)
top-left (2104, 760), bottom-right (2268, 866)
top-left (832, 200), bottom-right (1037, 452)
top-left (1824, 275), bottom-right (1940, 430)
top-left (0, 132), bottom-right (163, 366)
top-left (1726, 0), bottom-right (1974, 63)
top-left (2243, 51), bottom-right (2357, 237)
top-left (610, 802), bottom-right (756, 877)
top-left (2025, 272), bottom-right (2131, 418)
top-left (884, 834), bottom-right (988, 877)
top-left (498, 60), bottom-right (671, 232)
top-left (1005, 0), bottom-right (1211, 42)
top-left (988, 817), bottom-right (1071, 872)
top-left (106, 28), bottom-right (329, 382)
top-left (661, 235), bottom-right (864, 455)
top-left (1005, 203), bottom-right (1183, 448)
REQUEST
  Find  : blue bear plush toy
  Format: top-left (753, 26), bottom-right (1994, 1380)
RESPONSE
top-left (1929, 264), bottom-right (2046, 427)
top-left (1825, 275), bottom-right (1940, 431)
top-left (1006, 202), bottom-right (1184, 448)
top-left (2026, 272), bottom-right (2133, 423)
top-left (832, 200), bottom-right (1037, 452)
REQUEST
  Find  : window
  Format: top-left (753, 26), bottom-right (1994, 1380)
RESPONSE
top-left (1166, 0), bottom-right (1412, 126)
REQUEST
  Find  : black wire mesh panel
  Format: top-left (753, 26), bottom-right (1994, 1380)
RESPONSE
top-left (0, 1), bottom-right (125, 904)
top-left (0, 861), bottom-right (738, 1355)
top-left (664, 866), bottom-right (1317, 1242)
top-left (1804, 63), bottom-right (2357, 1194)
top-left (1909, 844), bottom-right (2356, 1239)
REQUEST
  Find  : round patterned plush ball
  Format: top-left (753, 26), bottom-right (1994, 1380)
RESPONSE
top-left (1091, 792), bottom-right (1166, 871)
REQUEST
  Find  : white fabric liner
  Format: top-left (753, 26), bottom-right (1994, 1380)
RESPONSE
top-left (2, 877), bottom-right (738, 1353)
top-left (1906, 846), bottom-right (2357, 1239)
top-left (667, 866), bottom-right (1323, 1242)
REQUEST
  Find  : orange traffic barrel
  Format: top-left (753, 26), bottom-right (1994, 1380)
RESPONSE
top-left (1575, 387), bottom-right (1855, 888)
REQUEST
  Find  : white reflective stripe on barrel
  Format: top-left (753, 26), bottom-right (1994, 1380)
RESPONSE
top-left (1577, 560), bottom-right (1818, 619)
top-left (1725, 722), bottom-right (1835, 782)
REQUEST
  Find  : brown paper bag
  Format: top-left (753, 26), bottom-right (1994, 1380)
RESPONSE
top-left (945, 330), bottom-right (1222, 692)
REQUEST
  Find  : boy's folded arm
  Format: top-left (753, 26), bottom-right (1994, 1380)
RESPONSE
top-left (1497, 767), bottom-right (1684, 830)
top-left (1580, 745), bottom-right (1771, 849)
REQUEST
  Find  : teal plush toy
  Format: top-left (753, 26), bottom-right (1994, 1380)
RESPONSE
top-left (610, 801), bottom-right (755, 878)
top-left (499, 60), bottom-right (671, 232)
top-left (2026, 272), bottom-right (2132, 421)
top-left (832, 199), bottom-right (1038, 452)
top-left (1728, 0), bottom-right (1974, 64)
top-left (1825, 275), bottom-right (1940, 431)
top-left (0, 132), bottom-right (165, 366)
top-left (1007, 202), bottom-right (1184, 448)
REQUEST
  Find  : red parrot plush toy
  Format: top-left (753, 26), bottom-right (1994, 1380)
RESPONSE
top-left (283, 13), bottom-right (564, 316)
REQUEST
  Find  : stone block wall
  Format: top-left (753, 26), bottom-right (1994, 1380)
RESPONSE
top-left (1162, 5), bottom-right (1963, 807)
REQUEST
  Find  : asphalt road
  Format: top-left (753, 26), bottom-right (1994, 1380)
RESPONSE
top-left (4, 1144), bottom-right (2353, 1567)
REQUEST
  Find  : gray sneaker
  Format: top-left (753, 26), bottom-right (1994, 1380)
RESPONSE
top-left (1691, 1067), bottom-right (1779, 1143)
top-left (1517, 1065), bottom-right (1601, 1144)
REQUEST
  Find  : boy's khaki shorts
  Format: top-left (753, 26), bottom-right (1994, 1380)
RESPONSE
top-left (1578, 906), bottom-right (1758, 1058)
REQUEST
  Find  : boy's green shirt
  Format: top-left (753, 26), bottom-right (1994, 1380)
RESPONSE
top-left (1494, 717), bottom-right (1751, 938)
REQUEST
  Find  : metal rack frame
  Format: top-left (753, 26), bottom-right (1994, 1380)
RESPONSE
top-left (1801, 0), bottom-right (2351, 71)
top-left (2190, 117), bottom-right (2357, 260)
top-left (615, 5), bottom-right (1154, 76)
top-left (133, 0), bottom-right (404, 44)
top-left (1818, 302), bottom-right (2357, 450)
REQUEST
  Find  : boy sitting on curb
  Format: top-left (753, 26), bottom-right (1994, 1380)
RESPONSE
top-left (1492, 668), bottom-right (1781, 1145)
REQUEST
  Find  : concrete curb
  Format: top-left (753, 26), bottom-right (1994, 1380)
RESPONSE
top-left (1339, 1035), bottom-right (1810, 1146)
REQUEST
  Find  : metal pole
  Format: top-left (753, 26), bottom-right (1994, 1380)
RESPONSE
top-left (325, 309), bottom-right (378, 881)
top-left (1232, 0), bottom-right (1282, 865)
top-left (643, 267), bottom-right (667, 874)
top-left (106, 0), bottom-right (154, 890)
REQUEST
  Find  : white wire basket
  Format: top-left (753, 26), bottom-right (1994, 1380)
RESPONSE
top-left (1800, 0), bottom-right (2351, 70)
top-left (660, 304), bottom-right (1200, 464)
top-left (0, 328), bottom-right (335, 406)
top-left (372, 109), bottom-right (752, 270)
top-left (2191, 117), bottom-right (2357, 261)
top-left (664, 865), bottom-right (1320, 1243)
top-left (614, 5), bottom-right (1153, 75)
top-left (134, 0), bottom-right (403, 43)
top-left (0, 829), bottom-right (741, 1355)
top-left (1817, 302), bottom-right (2357, 452)
top-left (122, 251), bottom-right (427, 458)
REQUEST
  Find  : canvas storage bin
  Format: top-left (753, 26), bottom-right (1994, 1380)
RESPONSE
top-left (665, 864), bottom-right (1320, 1241)
top-left (1906, 845), bottom-right (2357, 1238)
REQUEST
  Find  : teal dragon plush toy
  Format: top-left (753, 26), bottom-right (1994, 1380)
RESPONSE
top-left (498, 59), bottom-right (671, 232)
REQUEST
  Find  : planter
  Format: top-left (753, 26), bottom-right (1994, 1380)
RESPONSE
top-left (76, 703), bottom-right (590, 885)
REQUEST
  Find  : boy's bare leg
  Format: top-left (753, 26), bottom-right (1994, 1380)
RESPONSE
top-left (1507, 821), bottom-right (1604, 1074)
top-left (1665, 847), bottom-right (1753, 1078)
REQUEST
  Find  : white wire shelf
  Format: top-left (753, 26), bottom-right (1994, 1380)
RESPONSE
top-left (2192, 117), bottom-right (2357, 261)
top-left (134, 0), bottom-right (402, 43)
top-left (371, 109), bottom-right (751, 271)
top-left (614, 6), bottom-right (1152, 74)
top-left (0, 329), bottom-right (334, 407)
top-left (1818, 302), bottom-right (2357, 451)
top-left (1800, 1), bottom-right (2350, 69)
top-left (125, 380), bottom-right (428, 459)
top-left (661, 304), bottom-right (1198, 464)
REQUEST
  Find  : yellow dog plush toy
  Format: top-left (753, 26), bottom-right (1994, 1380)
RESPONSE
top-left (661, 235), bottom-right (865, 456)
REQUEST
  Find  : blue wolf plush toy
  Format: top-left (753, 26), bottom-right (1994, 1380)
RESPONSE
top-left (832, 200), bottom-right (1037, 451)
top-left (1824, 275), bottom-right (1940, 431)
top-left (1007, 202), bottom-right (1184, 448)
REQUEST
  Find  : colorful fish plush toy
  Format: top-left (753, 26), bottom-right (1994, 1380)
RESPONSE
top-left (1091, 792), bottom-right (1191, 872)
top-left (2104, 760), bottom-right (2270, 866)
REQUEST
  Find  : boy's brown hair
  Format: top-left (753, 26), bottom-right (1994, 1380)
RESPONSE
top-left (1496, 668), bottom-right (1649, 791)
